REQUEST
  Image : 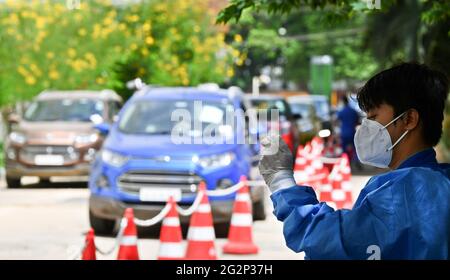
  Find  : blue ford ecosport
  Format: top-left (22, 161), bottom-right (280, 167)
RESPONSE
top-left (88, 86), bottom-right (266, 235)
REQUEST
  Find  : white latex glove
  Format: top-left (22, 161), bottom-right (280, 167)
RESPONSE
top-left (258, 134), bottom-right (296, 193)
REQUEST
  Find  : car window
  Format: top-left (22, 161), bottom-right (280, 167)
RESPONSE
top-left (108, 100), bottom-right (122, 121)
top-left (24, 98), bottom-right (104, 122)
top-left (118, 99), bottom-right (233, 136)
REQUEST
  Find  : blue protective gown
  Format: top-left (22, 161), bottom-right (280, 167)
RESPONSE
top-left (270, 148), bottom-right (450, 259)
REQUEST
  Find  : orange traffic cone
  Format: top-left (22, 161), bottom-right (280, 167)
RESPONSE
top-left (117, 208), bottom-right (139, 260)
top-left (158, 196), bottom-right (184, 260)
top-left (223, 176), bottom-right (259, 255)
top-left (294, 145), bottom-right (308, 184)
top-left (185, 182), bottom-right (217, 260)
top-left (81, 228), bottom-right (96, 260)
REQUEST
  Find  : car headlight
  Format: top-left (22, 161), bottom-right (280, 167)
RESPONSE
top-left (101, 149), bottom-right (129, 167)
top-left (75, 133), bottom-right (99, 145)
top-left (9, 132), bottom-right (26, 145)
top-left (199, 152), bottom-right (235, 169)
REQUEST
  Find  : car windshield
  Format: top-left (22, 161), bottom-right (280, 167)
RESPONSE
top-left (118, 99), bottom-right (232, 136)
top-left (250, 99), bottom-right (288, 117)
top-left (290, 103), bottom-right (311, 118)
top-left (313, 99), bottom-right (330, 117)
top-left (24, 98), bottom-right (104, 122)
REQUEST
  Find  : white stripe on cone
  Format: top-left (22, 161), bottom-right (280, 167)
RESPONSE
top-left (341, 181), bottom-right (352, 191)
top-left (331, 189), bottom-right (346, 201)
top-left (187, 227), bottom-right (215, 241)
top-left (120, 236), bottom-right (138, 246)
top-left (236, 193), bottom-right (250, 202)
top-left (230, 213), bottom-right (253, 226)
top-left (320, 183), bottom-right (332, 192)
top-left (162, 217), bottom-right (180, 227)
top-left (158, 242), bottom-right (185, 258)
top-left (197, 204), bottom-right (211, 213)
top-left (327, 202), bottom-right (337, 209)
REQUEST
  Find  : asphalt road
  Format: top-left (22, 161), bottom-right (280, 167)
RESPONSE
top-left (0, 174), bottom-right (371, 260)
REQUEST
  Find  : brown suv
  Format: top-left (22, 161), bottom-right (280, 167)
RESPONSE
top-left (4, 90), bottom-right (122, 188)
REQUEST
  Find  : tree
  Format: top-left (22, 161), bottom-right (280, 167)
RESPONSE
top-left (0, 0), bottom-right (237, 104)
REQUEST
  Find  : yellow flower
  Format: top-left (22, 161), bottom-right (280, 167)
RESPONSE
top-left (25, 76), bottom-right (36, 85)
top-left (6, 28), bottom-right (15, 35)
top-left (46, 52), bottom-right (55, 59)
top-left (130, 43), bottom-right (138, 51)
top-left (103, 17), bottom-right (113, 26)
top-left (142, 22), bottom-right (151, 32)
top-left (78, 28), bottom-right (87, 37)
top-left (141, 48), bottom-right (149, 56)
top-left (17, 66), bottom-right (28, 76)
top-left (138, 67), bottom-right (146, 76)
top-left (68, 48), bottom-right (77, 58)
top-left (226, 68), bottom-right (234, 78)
top-left (49, 70), bottom-right (60, 80)
top-left (35, 17), bottom-right (46, 29)
top-left (145, 36), bottom-right (154, 45)
top-left (234, 34), bottom-right (243, 43)
top-left (96, 77), bottom-right (105, 84)
top-left (118, 23), bottom-right (126, 31)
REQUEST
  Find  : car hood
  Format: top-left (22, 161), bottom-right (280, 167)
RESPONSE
top-left (16, 121), bottom-right (96, 145)
top-left (104, 132), bottom-right (236, 158)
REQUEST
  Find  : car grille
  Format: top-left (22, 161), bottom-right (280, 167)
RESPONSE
top-left (117, 170), bottom-right (202, 196)
top-left (19, 145), bottom-right (78, 164)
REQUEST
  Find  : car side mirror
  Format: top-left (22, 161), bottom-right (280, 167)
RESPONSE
top-left (8, 113), bottom-right (20, 124)
top-left (94, 123), bottom-right (111, 135)
top-left (292, 113), bottom-right (302, 120)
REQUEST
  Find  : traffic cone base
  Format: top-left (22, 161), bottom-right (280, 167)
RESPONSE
top-left (185, 182), bottom-right (217, 260)
top-left (117, 208), bottom-right (140, 260)
top-left (158, 196), bottom-right (184, 260)
top-left (222, 177), bottom-right (259, 255)
top-left (81, 228), bottom-right (96, 260)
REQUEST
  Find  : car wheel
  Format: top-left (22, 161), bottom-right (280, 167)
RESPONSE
top-left (214, 222), bottom-right (230, 238)
top-left (252, 199), bottom-right (266, 221)
top-left (6, 176), bottom-right (21, 189)
top-left (89, 210), bottom-right (115, 235)
top-left (39, 178), bottom-right (51, 184)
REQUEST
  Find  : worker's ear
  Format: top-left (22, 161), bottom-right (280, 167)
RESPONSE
top-left (403, 109), bottom-right (420, 131)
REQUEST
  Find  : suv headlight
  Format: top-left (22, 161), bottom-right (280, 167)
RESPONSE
top-left (199, 152), bottom-right (235, 169)
top-left (75, 133), bottom-right (99, 145)
top-left (101, 149), bottom-right (129, 167)
top-left (9, 132), bottom-right (26, 145)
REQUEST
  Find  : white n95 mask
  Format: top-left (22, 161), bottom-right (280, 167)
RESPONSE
top-left (354, 111), bottom-right (409, 168)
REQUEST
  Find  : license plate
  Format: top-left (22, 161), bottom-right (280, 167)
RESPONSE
top-left (139, 188), bottom-right (181, 202)
top-left (34, 155), bottom-right (64, 166)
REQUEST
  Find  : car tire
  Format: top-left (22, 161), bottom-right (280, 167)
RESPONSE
top-left (252, 199), bottom-right (266, 221)
top-left (6, 176), bottom-right (21, 189)
top-left (214, 222), bottom-right (230, 238)
top-left (39, 178), bottom-right (51, 184)
top-left (89, 210), bottom-right (115, 235)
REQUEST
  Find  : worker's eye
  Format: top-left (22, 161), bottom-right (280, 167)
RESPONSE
top-left (367, 115), bottom-right (377, 120)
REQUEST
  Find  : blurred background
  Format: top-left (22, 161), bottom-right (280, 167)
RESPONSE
top-left (0, 0), bottom-right (448, 260)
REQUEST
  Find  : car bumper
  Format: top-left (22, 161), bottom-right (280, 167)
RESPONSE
top-left (5, 162), bottom-right (91, 178)
top-left (89, 194), bottom-right (235, 224)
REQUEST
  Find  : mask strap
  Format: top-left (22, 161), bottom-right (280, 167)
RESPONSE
top-left (382, 111), bottom-right (407, 129)
top-left (387, 130), bottom-right (409, 151)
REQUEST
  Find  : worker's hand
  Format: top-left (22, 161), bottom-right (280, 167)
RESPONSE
top-left (259, 133), bottom-right (296, 193)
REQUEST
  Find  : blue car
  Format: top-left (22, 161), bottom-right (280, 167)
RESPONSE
top-left (88, 86), bottom-right (266, 235)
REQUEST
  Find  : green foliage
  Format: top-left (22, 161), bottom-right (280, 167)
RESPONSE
top-left (227, 8), bottom-right (378, 90)
top-left (0, 0), bottom-right (235, 103)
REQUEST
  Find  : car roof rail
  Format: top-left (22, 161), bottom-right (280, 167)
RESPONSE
top-left (197, 83), bottom-right (221, 91)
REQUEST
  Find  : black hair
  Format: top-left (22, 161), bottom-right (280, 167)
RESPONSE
top-left (357, 62), bottom-right (449, 146)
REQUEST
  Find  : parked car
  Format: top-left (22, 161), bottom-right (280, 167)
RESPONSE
top-left (88, 86), bottom-right (265, 236)
top-left (3, 90), bottom-right (122, 188)
top-left (286, 95), bottom-right (323, 144)
top-left (243, 94), bottom-right (301, 153)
